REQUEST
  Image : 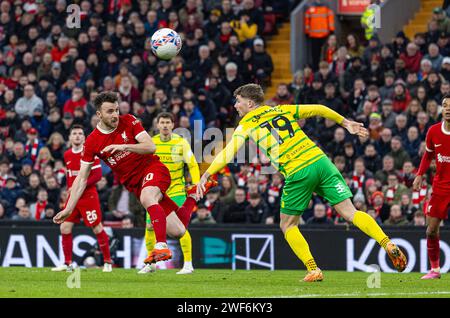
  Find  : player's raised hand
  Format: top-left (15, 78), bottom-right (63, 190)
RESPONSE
top-left (101, 144), bottom-right (126, 154)
top-left (196, 175), bottom-right (209, 200)
top-left (342, 119), bottom-right (369, 138)
top-left (53, 209), bottom-right (71, 224)
top-left (412, 175), bottom-right (423, 191)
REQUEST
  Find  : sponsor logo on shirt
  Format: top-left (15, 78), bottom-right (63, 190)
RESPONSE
top-left (437, 153), bottom-right (450, 163)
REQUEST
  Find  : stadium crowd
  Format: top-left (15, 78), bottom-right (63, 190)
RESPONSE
top-left (0, 0), bottom-right (449, 228)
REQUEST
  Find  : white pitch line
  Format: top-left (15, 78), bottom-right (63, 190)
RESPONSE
top-left (275, 291), bottom-right (450, 298)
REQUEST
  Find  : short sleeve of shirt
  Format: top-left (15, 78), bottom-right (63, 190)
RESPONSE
top-left (81, 138), bottom-right (96, 165)
top-left (127, 114), bottom-right (146, 140)
top-left (425, 128), bottom-right (434, 153)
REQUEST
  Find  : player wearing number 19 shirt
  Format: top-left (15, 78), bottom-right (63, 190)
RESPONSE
top-left (52, 124), bottom-right (112, 272)
top-left (413, 94), bottom-right (450, 280)
top-left (53, 92), bottom-right (216, 264)
top-left (196, 84), bottom-right (407, 282)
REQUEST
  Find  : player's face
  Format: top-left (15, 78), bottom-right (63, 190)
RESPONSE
top-left (69, 128), bottom-right (85, 146)
top-left (234, 95), bottom-right (253, 117)
top-left (157, 118), bottom-right (174, 136)
top-left (97, 102), bottom-right (120, 129)
top-left (442, 98), bottom-right (450, 122)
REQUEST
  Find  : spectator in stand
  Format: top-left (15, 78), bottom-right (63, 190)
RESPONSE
top-left (391, 80), bottom-right (411, 113)
top-left (251, 37), bottom-right (273, 88)
top-left (345, 33), bottom-right (364, 58)
top-left (320, 34), bottom-right (338, 65)
top-left (404, 126), bottom-right (421, 159)
top-left (217, 186), bottom-right (248, 224)
top-left (411, 211), bottom-right (426, 226)
top-left (267, 83), bottom-right (294, 106)
top-left (371, 191), bottom-right (391, 223)
top-left (306, 203), bottom-right (332, 225)
top-left (30, 188), bottom-right (48, 220)
top-left (383, 204), bottom-right (409, 226)
top-left (424, 43), bottom-right (444, 72)
top-left (379, 71), bottom-right (396, 101)
top-left (382, 173), bottom-right (411, 206)
top-left (245, 193), bottom-right (270, 224)
top-left (363, 143), bottom-right (382, 173)
top-left (63, 87), bottom-right (87, 115)
top-left (14, 84), bottom-right (44, 118)
top-left (387, 136), bottom-right (411, 170)
top-left (192, 203), bottom-right (217, 224)
top-left (12, 205), bottom-right (32, 221)
top-left (400, 43), bottom-right (423, 73)
top-left (375, 154), bottom-right (396, 185)
top-left (432, 7), bottom-right (450, 34)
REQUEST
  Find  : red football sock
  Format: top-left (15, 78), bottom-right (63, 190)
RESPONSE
top-left (427, 236), bottom-right (440, 269)
top-left (147, 204), bottom-right (167, 243)
top-left (62, 233), bottom-right (73, 265)
top-left (176, 197), bottom-right (196, 228)
top-left (96, 230), bottom-right (112, 264)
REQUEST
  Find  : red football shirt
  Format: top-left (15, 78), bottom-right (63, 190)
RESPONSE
top-left (425, 122), bottom-right (450, 195)
top-left (64, 147), bottom-right (101, 195)
top-left (81, 114), bottom-right (155, 188)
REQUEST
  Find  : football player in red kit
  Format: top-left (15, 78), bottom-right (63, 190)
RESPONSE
top-left (53, 92), bottom-right (216, 264)
top-left (52, 124), bottom-right (112, 272)
top-left (413, 94), bottom-right (450, 279)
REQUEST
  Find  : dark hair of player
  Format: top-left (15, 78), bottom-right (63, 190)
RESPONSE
top-left (93, 91), bottom-right (118, 111)
top-left (233, 84), bottom-right (265, 105)
top-left (156, 112), bottom-right (175, 123)
top-left (69, 124), bottom-right (85, 133)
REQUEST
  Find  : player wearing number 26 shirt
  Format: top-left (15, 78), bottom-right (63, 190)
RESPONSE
top-left (196, 84), bottom-right (407, 282)
top-left (51, 124), bottom-right (112, 273)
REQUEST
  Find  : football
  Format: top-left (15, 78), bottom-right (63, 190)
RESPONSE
top-left (150, 28), bottom-right (182, 60)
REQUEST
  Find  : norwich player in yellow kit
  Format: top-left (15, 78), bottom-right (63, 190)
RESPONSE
top-left (196, 84), bottom-right (407, 282)
top-left (139, 112), bottom-right (200, 275)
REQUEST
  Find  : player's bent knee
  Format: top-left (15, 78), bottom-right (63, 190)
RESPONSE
top-left (92, 223), bottom-right (103, 234)
top-left (140, 186), bottom-right (162, 206)
top-left (60, 222), bottom-right (72, 234)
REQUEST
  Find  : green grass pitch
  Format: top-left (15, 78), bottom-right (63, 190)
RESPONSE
top-left (0, 268), bottom-right (449, 298)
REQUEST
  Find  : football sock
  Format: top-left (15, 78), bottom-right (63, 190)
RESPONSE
top-left (147, 204), bottom-right (167, 243)
top-left (180, 230), bottom-right (192, 263)
top-left (62, 233), bottom-right (73, 265)
top-left (427, 236), bottom-right (440, 270)
top-left (285, 226), bottom-right (317, 271)
top-left (145, 228), bottom-right (156, 255)
top-left (353, 211), bottom-right (389, 249)
top-left (96, 230), bottom-right (112, 263)
top-left (176, 197), bottom-right (196, 228)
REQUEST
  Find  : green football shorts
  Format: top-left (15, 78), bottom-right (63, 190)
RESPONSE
top-left (146, 195), bottom-right (186, 224)
top-left (280, 156), bottom-right (352, 216)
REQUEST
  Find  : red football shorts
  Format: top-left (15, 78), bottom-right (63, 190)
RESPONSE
top-left (427, 193), bottom-right (450, 220)
top-left (65, 191), bottom-right (102, 227)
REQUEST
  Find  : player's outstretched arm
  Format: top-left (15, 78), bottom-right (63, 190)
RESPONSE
top-left (101, 131), bottom-right (156, 155)
top-left (53, 162), bottom-right (92, 224)
top-left (294, 104), bottom-right (368, 138)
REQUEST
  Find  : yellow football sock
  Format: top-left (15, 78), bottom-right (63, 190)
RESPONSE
top-left (145, 228), bottom-right (156, 255)
top-left (179, 230), bottom-right (192, 263)
top-left (353, 211), bottom-right (390, 249)
top-left (285, 226), bottom-right (317, 271)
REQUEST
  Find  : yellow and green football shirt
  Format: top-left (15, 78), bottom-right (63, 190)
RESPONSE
top-left (205, 104), bottom-right (345, 178)
top-left (152, 133), bottom-right (200, 198)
